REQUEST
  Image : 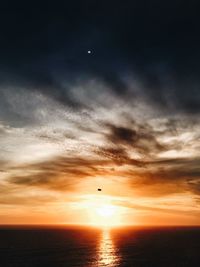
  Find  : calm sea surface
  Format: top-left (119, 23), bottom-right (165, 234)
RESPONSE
top-left (0, 226), bottom-right (200, 267)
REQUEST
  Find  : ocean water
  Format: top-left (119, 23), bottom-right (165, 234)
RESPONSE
top-left (0, 226), bottom-right (200, 267)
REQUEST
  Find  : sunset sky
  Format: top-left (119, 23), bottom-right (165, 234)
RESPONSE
top-left (0, 1), bottom-right (200, 226)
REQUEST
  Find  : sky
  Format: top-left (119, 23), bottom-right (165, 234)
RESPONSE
top-left (0, 1), bottom-right (200, 225)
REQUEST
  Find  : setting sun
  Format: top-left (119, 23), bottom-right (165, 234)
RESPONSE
top-left (90, 204), bottom-right (121, 227)
top-left (83, 196), bottom-right (123, 227)
top-left (96, 204), bottom-right (115, 218)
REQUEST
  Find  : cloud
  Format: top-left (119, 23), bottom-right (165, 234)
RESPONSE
top-left (95, 147), bottom-right (144, 167)
top-left (112, 199), bottom-right (200, 216)
top-left (7, 156), bottom-right (112, 191)
top-left (5, 149), bottom-right (200, 198)
top-left (1, 104), bottom-right (199, 199)
top-left (104, 123), bottom-right (165, 156)
top-left (119, 156), bottom-right (200, 197)
top-left (0, 194), bottom-right (56, 206)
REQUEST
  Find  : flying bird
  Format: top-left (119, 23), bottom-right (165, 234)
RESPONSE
top-left (97, 188), bottom-right (102, 191)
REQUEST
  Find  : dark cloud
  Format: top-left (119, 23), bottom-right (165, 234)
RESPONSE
top-left (95, 147), bottom-right (145, 167)
top-left (120, 157), bottom-right (200, 196)
top-left (0, 160), bottom-right (11, 173)
top-left (7, 156), bottom-right (112, 191)
top-left (6, 142), bottom-right (200, 196)
top-left (104, 123), bottom-right (165, 157)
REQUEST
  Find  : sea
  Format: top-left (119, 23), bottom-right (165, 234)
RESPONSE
top-left (0, 225), bottom-right (200, 267)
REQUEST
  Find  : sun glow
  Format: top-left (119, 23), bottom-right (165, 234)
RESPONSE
top-left (91, 204), bottom-right (120, 227)
top-left (96, 204), bottom-right (115, 218)
top-left (85, 196), bottom-right (123, 227)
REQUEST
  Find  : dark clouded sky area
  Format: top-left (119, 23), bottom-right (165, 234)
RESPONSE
top-left (0, 1), bottom-right (200, 225)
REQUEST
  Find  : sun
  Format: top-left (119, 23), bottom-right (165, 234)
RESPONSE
top-left (96, 204), bottom-right (115, 218)
top-left (86, 201), bottom-right (122, 227)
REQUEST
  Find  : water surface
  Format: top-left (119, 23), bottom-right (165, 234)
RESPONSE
top-left (0, 226), bottom-right (200, 267)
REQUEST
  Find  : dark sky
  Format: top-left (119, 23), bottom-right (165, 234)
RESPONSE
top-left (1, 1), bottom-right (200, 114)
top-left (0, 1), bottom-right (200, 224)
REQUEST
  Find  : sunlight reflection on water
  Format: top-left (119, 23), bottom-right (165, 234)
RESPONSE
top-left (96, 228), bottom-right (120, 267)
